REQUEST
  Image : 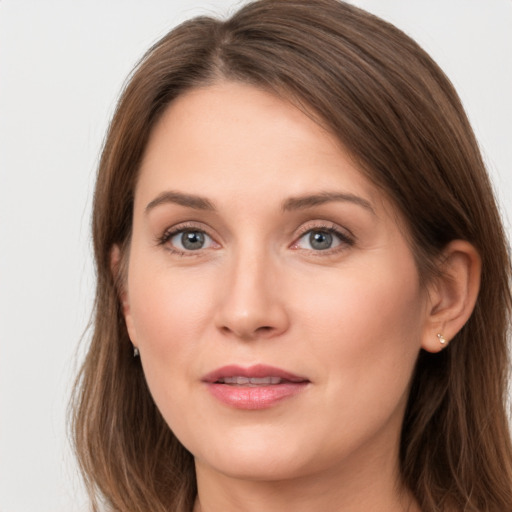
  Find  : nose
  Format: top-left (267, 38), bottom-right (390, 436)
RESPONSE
top-left (214, 249), bottom-right (290, 341)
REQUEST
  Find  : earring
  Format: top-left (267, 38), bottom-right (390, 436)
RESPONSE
top-left (437, 333), bottom-right (446, 345)
top-left (133, 346), bottom-right (140, 357)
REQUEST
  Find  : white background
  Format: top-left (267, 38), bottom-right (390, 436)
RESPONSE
top-left (0, 1), bottom-right (510, 511)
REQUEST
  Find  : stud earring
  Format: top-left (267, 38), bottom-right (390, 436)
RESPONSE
top-left (437, 333), bottom-right (446, 345)
top-left (133, 346), bottom-right (140, 357)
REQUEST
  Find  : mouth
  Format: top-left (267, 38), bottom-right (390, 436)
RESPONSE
top-left (215, 376), bottom-right (285, 386)
top-left (202, 365), bottom-right (309, 410)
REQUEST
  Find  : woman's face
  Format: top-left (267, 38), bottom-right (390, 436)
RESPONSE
top-left (122, 82), bottom-right (431, 482)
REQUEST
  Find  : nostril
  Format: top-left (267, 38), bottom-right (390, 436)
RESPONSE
top-left (214, 295), bottom-right (290, 340)
top-left (219, 324), bottom-right (277, 340)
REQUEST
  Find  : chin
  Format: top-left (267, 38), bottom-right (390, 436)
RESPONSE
top-left (184, 425), bottom-right (314, 481)
top-left (198, 450), bottom-right (311, 482)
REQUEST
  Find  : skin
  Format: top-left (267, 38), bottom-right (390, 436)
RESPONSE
top-left (119, 81), bottom-right (480, 512)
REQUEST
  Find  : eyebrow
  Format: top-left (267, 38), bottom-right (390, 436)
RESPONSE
top-left (145, 191), bottom-right (216, 213)
top-left (282, 192), bottom-right (375, 215)
top-left (145, 190), bottom-right (375, 215)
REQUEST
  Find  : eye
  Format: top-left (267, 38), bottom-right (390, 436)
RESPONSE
top-left (158, 226), bottom-right (218, 254)
top-left (306, 231), bottom-right (336, 250)
top-left (293, 227), bottom-right (353, 252)
top-left (172, 230), bottom-right (209, 251)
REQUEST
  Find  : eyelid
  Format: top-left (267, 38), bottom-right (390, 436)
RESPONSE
top-left (294, 220), bottom-right (354, 241)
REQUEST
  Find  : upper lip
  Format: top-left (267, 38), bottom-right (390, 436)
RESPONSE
top-left (202, 364), bottom-right (309, 384)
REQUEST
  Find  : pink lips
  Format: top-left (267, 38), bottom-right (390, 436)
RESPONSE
top-left (202, 364), bottom-right (309, 410)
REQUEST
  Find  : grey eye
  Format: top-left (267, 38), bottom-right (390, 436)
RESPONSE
top-left (170, 230), bottom-right (213, 251)
top-left (308, 231), bottom-right (333, 250)
top-left (181, 231), bottom-right (205, 250)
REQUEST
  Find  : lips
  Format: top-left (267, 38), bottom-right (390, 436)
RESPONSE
top-left (202, 364), bottom-right (309, 409)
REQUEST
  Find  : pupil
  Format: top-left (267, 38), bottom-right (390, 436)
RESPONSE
top-left (181, 231), bottom-right (205, 250)
top-left (310, 231), bottom-right (332, 250)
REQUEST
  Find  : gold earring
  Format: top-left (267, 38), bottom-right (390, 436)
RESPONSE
top-left (437, 333), bottom-right (446, 345)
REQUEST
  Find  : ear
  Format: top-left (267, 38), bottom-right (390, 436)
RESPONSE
top-left (110, 244), bottom-right (138, 345)
top-left (421, 240), bottom-right (481, 353)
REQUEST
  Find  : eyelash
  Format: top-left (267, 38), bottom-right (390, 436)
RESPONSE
top-left (156, 222), bottom-right (355, 256)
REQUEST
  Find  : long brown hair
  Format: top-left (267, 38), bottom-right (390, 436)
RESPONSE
top-left (71, 1), bottom-right (512, 510)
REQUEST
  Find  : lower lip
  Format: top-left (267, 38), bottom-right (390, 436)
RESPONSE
top-left (205, 382), bottom-right (308, 410)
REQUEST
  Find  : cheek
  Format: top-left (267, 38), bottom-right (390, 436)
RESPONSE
top-left (308, 246), bottom-right (423, 340)
top-left (125, 265), bottom-right (218, 443)
top-left (128, 261), bottom-right (213, 348)
top-left (297, 254), bottom-right (424, 403)
top-left (125, 257), bottom-right (219, 409)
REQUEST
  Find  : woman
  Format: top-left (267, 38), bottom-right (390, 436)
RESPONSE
top-left (71, 0), bottom-right (512, 510)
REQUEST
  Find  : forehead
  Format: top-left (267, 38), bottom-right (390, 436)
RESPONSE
top-left (136, 81), bottom-right (385, 213)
